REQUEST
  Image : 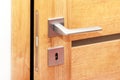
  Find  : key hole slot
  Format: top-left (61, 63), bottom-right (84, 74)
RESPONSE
top-left (55, 53), bottom-right (58, 60)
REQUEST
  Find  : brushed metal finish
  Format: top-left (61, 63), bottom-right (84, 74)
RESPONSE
top-left (48, 17), bottom-right (102, 37)
top-left (35, 10), bottom-right (39, 72)
top-left (48, 17), bottom-right (64, 37)
top-left (48, 46), bottom-right (64, 66)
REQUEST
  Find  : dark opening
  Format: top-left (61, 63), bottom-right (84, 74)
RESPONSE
top-left (72, 33), bottom-right (120, 47)
top-left (30, 0), bottom-right (34, 80)
top-left (55, 53), bottom-right (58, 60)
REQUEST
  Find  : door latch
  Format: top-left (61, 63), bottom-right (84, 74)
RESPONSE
top-left (35, 10), bottom-right (39, 72)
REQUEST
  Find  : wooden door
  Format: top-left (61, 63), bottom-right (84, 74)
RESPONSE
top-left (34, 0), bottom-right (120, 80)
top-left (12, 0), bottom-right (30, 80)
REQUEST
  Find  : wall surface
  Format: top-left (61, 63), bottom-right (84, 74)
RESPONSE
top-left (0, 0), bottom-right (11, 80)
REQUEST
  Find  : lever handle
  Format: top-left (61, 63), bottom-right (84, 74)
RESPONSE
top-left (48, 17), bottom-right (102, 37)
top-left (53, 23), bottom-right (102, 35)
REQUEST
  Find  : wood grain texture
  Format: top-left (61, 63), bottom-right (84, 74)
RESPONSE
top-left (67, 0), bottom-right (120, 40)
top-left (34, 0), bottom-right (120, 80)
top-left (34, 0), bottom-right (71, 80)
top-left (69, 1), bottom-right (120, 80)
top-left (72, 39), bottom-right (120, 80)
top-left (12, 0), bottom-right (30, 80)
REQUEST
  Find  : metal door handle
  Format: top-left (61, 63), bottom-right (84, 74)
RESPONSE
top-left (48, 17), bottom-right (102, 37)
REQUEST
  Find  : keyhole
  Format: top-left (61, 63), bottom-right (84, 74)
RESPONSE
top-left (55, 53), bottom-right (58, 60)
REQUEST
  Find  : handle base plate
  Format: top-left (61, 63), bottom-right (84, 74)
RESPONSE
top-left (48, 17), bottom-right (64, 37)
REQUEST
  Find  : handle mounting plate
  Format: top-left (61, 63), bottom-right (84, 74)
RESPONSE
top-left (48, 17), bottom-right (64, 37)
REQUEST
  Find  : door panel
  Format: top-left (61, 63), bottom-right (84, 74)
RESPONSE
top-left (34, 0), bottom-right (71, 80)
top-left (72, 39), bottom-right (120, 80)
top-left (12, 0), bottom-right (30, 80)
top-left (34, 0), bottom-right (120, 80)
top-left (68, 0), bottom-right (120, 40)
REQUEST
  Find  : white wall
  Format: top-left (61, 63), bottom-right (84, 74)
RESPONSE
top-left (0, 0), bottom-right (11, 80)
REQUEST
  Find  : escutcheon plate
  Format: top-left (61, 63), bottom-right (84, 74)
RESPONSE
top-left (48, 46), bottom-right (64, 66)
